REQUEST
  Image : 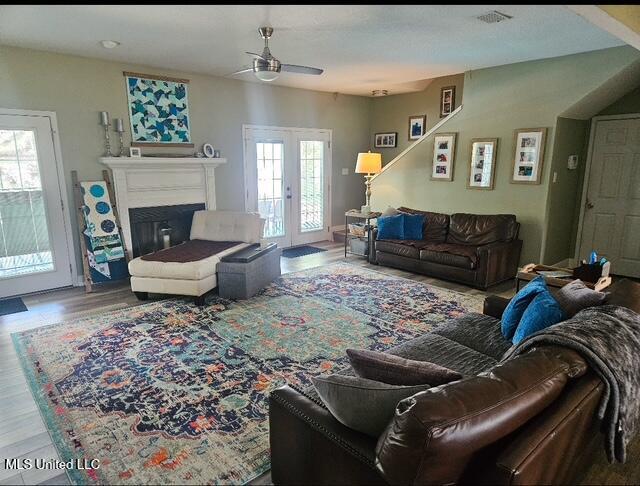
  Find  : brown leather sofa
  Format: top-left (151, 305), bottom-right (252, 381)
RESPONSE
top-left (373, 208), bottom-right (522, 289)
top-left (269, 280), bottom-right (639, 485)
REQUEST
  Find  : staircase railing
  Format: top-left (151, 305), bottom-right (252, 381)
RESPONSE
top-left (370, 104), bottom-right (463, 182)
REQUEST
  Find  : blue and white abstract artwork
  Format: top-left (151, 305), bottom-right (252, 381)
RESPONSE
top-left (125, 73), bottom-right (191, 144)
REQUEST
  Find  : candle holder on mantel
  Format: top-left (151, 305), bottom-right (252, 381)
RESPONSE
top-left (99, 111), bottom-right (113, 157)
top-left (113, 118), bottom-right (126, 157)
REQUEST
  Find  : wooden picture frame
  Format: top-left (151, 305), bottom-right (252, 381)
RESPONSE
top-left (431, 132), bottom-right (457, 181)
top-left (467, 138), bottom-right (498, 190)
top-left (440, 86), bottom-right (456, 117)
top-left (408, 115), bottom-right (426, 140)
top-left (374, 132), bottom-right (398, 148)
top-left (510, 127), bottom-right (547, 184)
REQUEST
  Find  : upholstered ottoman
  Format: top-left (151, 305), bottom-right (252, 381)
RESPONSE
top-left (128, 210), bottom-right (264, 304)
top-left (217, 243), bottom-right (282, 299)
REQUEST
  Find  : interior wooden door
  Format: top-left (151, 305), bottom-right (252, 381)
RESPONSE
top-left (579, 117), bottom-right (640, 277)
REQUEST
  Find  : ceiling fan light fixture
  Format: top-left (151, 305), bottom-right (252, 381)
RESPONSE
top-left (255, 70), bottom-right (280, 82)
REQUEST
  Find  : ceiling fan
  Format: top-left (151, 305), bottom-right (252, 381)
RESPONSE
top-left (231, 27), bottom-right (324, 82)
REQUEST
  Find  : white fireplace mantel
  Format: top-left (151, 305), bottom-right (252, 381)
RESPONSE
top-left (100, 156), bottom-right (227, 258)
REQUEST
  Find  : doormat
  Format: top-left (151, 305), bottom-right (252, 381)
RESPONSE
top-left (0, 297), bottom-right (28, 316)
top-left (281, 245), bottom-right (327, 259)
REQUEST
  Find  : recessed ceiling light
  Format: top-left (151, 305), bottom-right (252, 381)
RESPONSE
top-left (100, 40), bottom-right (121, 49)
top-left (371, 90), bottom-right (388, 97)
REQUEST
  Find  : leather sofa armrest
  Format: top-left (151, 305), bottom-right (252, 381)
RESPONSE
top-left (269, 385), bottom-right (382, 485)
top-left (475, 239), bottom-right (523, 289)
top-left (484, 295), bottom-right (510, 319)
top-left (375, 347), bottom-right (584, 485)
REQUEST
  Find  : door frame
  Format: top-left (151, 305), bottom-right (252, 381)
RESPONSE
top-left (242, 124), bottom-right (333, 246)
top-left (0, 108), bottom-right (77, 290)
top-left (574, 113), bottom-right (640, 261)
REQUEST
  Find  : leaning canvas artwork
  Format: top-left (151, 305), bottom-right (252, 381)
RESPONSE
top-left (124, 71), bottom-right (192, 145)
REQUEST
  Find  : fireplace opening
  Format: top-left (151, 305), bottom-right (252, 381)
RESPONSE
top-left (129, 203), bottom-right (205, 257)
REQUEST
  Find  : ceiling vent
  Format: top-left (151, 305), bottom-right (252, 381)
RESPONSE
top-left (476, 10), bottom-right (513, 23)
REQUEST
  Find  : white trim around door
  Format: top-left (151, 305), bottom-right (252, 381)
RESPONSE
top-left (0, 108), bottom-right (77, 296)
top-left (242, 124), bottom-right (332, 248)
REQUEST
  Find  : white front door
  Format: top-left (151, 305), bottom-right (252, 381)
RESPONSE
top-left (579, 117), bottom-right (640, 278)
top-left (244, 126), bottom-right (331, 248)
top-left (0, 113), bottom-right (74, 297)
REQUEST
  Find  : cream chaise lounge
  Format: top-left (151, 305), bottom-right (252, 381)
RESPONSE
top-left (128, 210), bottom-right (264, 305)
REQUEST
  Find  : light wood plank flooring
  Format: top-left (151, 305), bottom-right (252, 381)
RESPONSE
top-left (0, 241), bottom-right (635, 485)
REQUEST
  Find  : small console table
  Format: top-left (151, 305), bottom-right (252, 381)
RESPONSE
top-left (344, 210), bottom-right (381, 261)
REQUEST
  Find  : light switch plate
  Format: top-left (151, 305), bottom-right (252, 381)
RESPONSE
top-left (342, 168), bottom-right (349, 175)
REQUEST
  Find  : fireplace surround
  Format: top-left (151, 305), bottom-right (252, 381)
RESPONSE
top-left (100, 156), bottom-right (226, 258)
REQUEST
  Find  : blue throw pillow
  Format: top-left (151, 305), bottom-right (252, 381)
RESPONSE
top-left (377, 214), bottom-right (404, 240)
top-left (501, 276), bottom-right (547, 339)
top-left (512, 289), bottom-right (566, 345)
top-left (402, 214), bottom-right (424, 240)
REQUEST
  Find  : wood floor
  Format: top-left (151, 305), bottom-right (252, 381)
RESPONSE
top-left (0, 241), bottom-right (636, 485)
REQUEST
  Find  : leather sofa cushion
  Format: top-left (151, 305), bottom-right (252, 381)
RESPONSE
top-left (447, 213), bottom-right (517, 246)
top-left (398, 207), bottom-right (449, 243)
top-left (375, 347), bottom-right (586, 485)
top-left (375, 240), bottom-right (424, 259)
top-left (419, 243), bottom-right (478, 269)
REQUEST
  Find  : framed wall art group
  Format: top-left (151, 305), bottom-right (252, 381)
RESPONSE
top-left (428, 127), bottom-right (547, 190)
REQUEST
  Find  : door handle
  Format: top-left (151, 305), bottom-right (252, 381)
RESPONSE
top-left (586, 199), bottom-right (594, 210)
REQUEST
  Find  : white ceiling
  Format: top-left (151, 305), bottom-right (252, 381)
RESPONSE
top-left (0, 5), bottom-right (624, 96)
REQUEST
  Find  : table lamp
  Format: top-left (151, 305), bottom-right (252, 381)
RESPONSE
top-left (355, 151), bottom-right (382, 214)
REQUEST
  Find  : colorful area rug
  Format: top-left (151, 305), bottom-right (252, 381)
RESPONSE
top-left (13, 263), bottom-right (481, 485)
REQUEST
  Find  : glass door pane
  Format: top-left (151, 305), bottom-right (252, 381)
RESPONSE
top-left (256, 141), bottom-right (285, 238)
top-left (0, 129), bottom-right (54, 279)
top-left (299, 140), bottom-right (324, 233)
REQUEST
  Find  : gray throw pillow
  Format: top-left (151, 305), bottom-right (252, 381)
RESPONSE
top-left (346, 348), bottom-right (462, 386)
top-left (381, 206), bottom-right (400, 217)
top-left (554, 279), bottom-right (606, 317)
top-left (311, 374), bottom-right (430, 437)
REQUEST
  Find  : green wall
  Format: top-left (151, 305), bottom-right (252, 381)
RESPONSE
top-left (0, 45), bottom-right (373, 271)
top-left (541, 117), bottom-right (590, 264)
top-left (370, 46), bottom-right (640, 264)
top-left (598, 85), bottom-right (640, 115)
top-left (369, 74), bottom-right (464, 163)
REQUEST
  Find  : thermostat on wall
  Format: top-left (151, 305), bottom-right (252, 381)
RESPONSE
top-left (567, 155), bottom-right (579, 170)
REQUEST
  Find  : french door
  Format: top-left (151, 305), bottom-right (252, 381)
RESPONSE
top-left (244, 126), bottom-right (331, 247)
top-left (0, 112), bottom-right (74, 297)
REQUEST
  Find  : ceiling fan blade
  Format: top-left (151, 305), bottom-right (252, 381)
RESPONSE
top-left (245, 51), bottom-right (266, 60)
top-left (229, 67), bottom-right (254, 76)
top-left (281, 64), bottom-right (324, 75)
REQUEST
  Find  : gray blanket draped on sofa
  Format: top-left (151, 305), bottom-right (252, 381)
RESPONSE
top-left (502, 305), bottom-right (640, 463)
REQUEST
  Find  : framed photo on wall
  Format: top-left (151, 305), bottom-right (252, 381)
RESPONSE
top-left (440, 86), bottom-right (456, 117)
top-left (431, 132), bottom-right (457, 181)
top-left (468, 138), bottom-right (498, 190)
top-left (511, 128), bottom-right (547, 184)
top-left (408, 115), bottom-right (426, 140)
top-left (374, 132), bottom-right (398, 148)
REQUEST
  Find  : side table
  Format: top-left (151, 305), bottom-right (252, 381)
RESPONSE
top-left (516, 263), bottom-right (612, 292)
top-left (344, 210), bottom-right (381, 261)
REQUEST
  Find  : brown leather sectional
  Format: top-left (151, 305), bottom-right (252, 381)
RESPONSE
top-left (269, 280), bottom-right (639, 485)
top-left (373, 208), bottom-right (522, 289)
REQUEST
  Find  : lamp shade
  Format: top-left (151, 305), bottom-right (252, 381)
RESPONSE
top-left (355, 151), bottom-right (382, 174)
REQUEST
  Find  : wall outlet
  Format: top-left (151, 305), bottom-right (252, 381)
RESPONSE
top-left (567, 155), bottom-right (579, 170)
top-left (342, 168), bottom-right (349, 175)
